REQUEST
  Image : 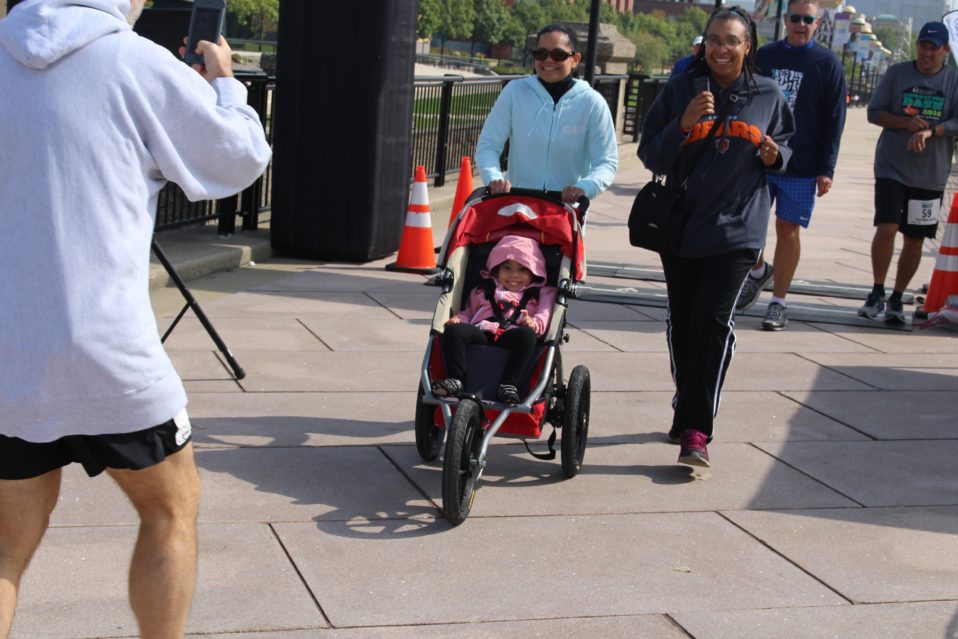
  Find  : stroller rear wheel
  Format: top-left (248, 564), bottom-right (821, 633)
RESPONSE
top-left (442, 399), bottom-right (484, 525)
top-left (560, 365), bottom-right (590, 478)
top-left (415, 384), bottom-right (444, 461)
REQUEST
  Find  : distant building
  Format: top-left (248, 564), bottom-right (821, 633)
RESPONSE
top-left (833, 0), bottom-right (947, 31)
top-left (632, 0), bottom-right (718, 18)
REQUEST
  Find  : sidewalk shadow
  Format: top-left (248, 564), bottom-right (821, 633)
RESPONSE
top-left (190, 416), bottom-right (445, 540)
top-left (744, 364), bottom-right (958, 636)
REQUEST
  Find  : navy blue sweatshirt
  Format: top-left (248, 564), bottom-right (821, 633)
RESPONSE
top-left (638, 70), bottom-right (795, 258)
top-left (756, 40), bottom-right (846, 179)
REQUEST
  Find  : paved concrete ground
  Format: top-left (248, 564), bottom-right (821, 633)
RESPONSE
top-left (10, 108), bottom-right (958, 638)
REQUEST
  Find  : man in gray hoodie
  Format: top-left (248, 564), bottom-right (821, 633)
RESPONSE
top-left (0, 1), bottom-right (271, 636)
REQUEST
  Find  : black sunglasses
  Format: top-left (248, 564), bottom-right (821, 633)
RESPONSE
top-left (788, 14), bottom-right (816, 25)
top-left (531, 48), bottom-right (575, 62)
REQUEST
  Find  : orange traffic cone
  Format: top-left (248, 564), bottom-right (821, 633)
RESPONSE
top-left (921, 193), bottom-right (958, 313)
top-left (447, 156), bottom-right (475, 228)
top-left (387, 165), bottom-right (438, 274)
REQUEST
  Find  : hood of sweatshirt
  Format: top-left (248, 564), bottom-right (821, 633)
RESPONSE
top-left (0, 0), bottom-right (130, 69)
top-left (483, 235), bottom-right (548, 284)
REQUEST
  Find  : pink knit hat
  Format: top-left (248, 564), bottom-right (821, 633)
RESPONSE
top-left (484, 235), bottom-right (547, 283)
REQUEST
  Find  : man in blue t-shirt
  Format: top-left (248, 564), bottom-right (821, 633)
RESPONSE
top-left (735, 0), bottom-right (847, 331)
top-left (670, 35), bottom-right (702, 77)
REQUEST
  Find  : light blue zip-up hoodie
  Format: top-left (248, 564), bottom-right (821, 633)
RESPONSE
top-left (475, 75), bottom-right (618, 200)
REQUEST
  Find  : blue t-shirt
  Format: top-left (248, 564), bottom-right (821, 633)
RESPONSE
top-left (671, 55), bottom-right (693, 77)
top-left (756, 40), bottom-right (846, 179)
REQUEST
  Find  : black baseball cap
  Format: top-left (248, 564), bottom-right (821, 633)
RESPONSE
top-left (918, 21), bottom-right (948, 47)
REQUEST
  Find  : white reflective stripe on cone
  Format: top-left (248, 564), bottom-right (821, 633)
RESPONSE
top-left (410, 181), bottom-right (430, 205)
top-left (404, 211), bottom-right (433, 228)
top-left (933, 252), bottom-right (958, 272)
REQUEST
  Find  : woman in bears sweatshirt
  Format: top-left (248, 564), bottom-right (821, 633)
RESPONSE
top-left (637, 6), bottom-right (795, 469)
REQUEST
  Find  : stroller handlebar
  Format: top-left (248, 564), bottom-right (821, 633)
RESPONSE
top-left (471, 186), bottom-right (590, 219)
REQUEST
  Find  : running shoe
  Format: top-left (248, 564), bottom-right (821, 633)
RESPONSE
top-left (761, 301), bottom-right (788, 331)
top-left (857, 291), bottom-right (886, 319)
top-left (884, 296), bottom-right (905, 325)
top-left (678, 429), bottom-right (710, 467)
top-left (736, 263), bottom-right (774, 312)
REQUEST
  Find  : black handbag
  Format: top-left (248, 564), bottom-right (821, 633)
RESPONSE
top-left (628, 178), bottom-right (686, 253)
top-left (629, 98), bottom-right (729, 253)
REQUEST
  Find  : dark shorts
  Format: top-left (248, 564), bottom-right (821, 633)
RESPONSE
top-left (874, 178), bottom-right (942, 240)
top-left (0, 416), bottom-right (192, 480)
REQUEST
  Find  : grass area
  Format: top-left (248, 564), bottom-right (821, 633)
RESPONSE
top-left (232, 40), bottom-right (277, 53)
top-left (413, 91), bottom-right (501, 130)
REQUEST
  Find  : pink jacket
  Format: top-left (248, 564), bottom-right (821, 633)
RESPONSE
top-left (454, 236), bottom-right (556, 336)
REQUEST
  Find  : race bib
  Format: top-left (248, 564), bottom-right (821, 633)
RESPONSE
top-left (907, 198), bottom-right (940, 226)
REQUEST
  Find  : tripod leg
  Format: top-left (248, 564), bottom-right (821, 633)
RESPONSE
top-left (151, 237), bottom-right (246, 380)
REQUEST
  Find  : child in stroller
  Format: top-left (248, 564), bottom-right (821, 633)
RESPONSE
top-left (431, 235), bottom-right (557, 405)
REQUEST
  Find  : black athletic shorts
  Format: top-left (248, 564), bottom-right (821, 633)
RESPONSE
top-left (0, 416), bottom-right (192, 480)
top-left (874, 177), bottom-right (942, 240)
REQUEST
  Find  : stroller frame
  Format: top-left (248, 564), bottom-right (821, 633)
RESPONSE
top-left (415, 188), bottom-right (592, 525)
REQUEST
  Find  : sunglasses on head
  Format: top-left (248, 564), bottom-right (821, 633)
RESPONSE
top-left (531, 48), bottom-right (575, 62)
top-left (788, 14), bottom-right (816, 25)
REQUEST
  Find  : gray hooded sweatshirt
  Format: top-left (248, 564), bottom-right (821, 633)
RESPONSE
top-left (0, 0), bottom-right (272, 442)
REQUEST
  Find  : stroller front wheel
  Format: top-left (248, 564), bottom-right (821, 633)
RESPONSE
top-left (561, 365), bottom-right (591, 478)
top-left (442, 399), bottom-right (484, 525)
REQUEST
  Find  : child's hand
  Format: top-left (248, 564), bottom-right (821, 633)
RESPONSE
top-left (518, 310), bottom-right (535, 329)
top-left (445, 316), bottom-right (461, 325)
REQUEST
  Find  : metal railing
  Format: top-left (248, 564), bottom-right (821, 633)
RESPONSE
top-left (847, 65), bottom-right (881, 107)
top-left (155, 71), bottom-right (630, 231)
top-left (154, 71), bottom-right (275, 233)
top-left (623, 72), bottom-right (668, 143)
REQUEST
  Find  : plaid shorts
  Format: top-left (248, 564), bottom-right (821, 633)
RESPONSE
top-left (767, 174), bottom-right (817, 228)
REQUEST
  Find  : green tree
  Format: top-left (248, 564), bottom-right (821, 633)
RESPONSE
top-left (473, 0), bottom-right (508, 55)
top-left (226, 0), bottom-right (278, 41)
top-left (227, 0), bottom-right (278, 26)
top-left (418, 0), bottom-right (442, 40)
top-left (631, 29), bottom-right (668, 73)
top-left (437, 0), bottom-right (475, 57)
top-left (539, 0), bottom-right (587, 23)
top-left (501, 13), bottom-right (529, 51)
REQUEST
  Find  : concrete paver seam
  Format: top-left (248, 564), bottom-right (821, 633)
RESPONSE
top-left (745, 442), bottom-right (868, 507)
top-left (715, 511), bottom-right (856, 606)
top-left (267, 522), bottom-right (333, 628)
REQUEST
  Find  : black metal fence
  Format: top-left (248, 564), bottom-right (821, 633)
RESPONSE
top-left (623, 72), bottom-right (668, 142)
top-left (156, 71), bottom-right (637, 231)
top-left (847, 63), bottom-right (881, 107)
top-left (154, 71), bottom-right (275, 233)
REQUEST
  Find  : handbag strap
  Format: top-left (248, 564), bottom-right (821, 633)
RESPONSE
top-left (661, 88), bottom-right (733, 187)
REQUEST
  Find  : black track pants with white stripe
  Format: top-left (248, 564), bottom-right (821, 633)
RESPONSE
top-left (660, 248), bottom-right (759, 439)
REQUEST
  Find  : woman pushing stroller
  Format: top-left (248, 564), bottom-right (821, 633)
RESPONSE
top-left (431, 235), bottom-right (556, 405)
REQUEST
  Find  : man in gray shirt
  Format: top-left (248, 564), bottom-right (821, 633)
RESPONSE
top-left (859, 21), bottom-right (958, 324)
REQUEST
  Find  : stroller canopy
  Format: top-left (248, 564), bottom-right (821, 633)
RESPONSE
top-left (445, 194), bottom-right (586, 282)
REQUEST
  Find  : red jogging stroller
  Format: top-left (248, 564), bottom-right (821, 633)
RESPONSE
top-left (415, 188), bottom-right (591, 525)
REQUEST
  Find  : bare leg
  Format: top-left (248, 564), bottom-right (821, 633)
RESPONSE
top-left (892, 235), bottom-right (925, 293)
top-left (870, 223), bottom-right (899, 286)
top-left (107, 443), bottom-right (200, 639)
top-left (0, 469), bottom-right (61, 639)
top-left (772, 218), bottom-right (801, 299)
